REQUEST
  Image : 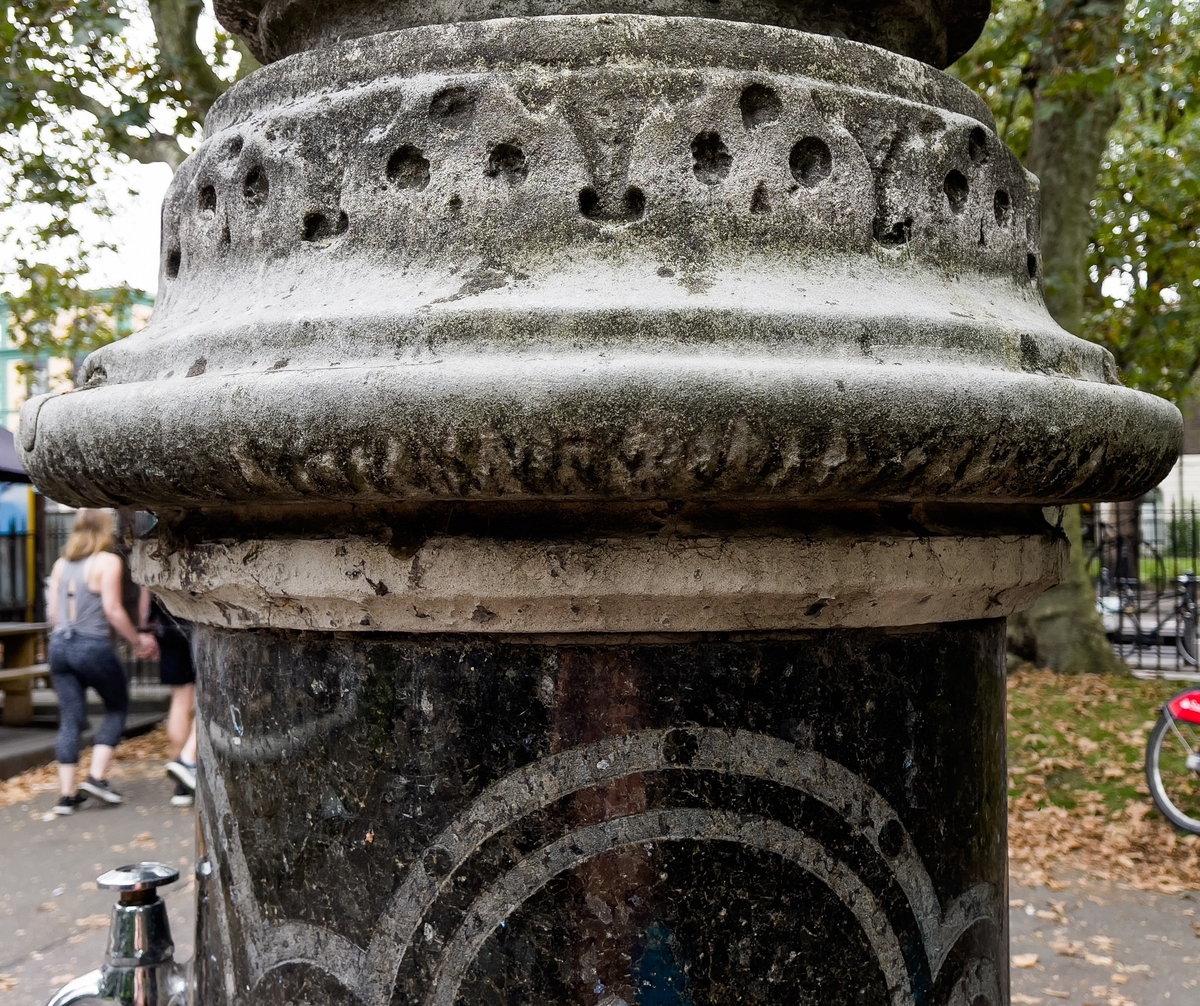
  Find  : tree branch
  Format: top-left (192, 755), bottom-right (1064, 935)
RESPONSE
top-left (148, 0), bottom-right (228, 116)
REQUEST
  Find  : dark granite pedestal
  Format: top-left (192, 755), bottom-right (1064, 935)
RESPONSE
top-left (194, 622), bottom-right (1007, 1006)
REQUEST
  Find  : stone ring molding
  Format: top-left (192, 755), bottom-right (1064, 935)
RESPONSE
top-left (199, 724), bottom-right (1004, 1006)
top-left (134, 528), bottom-right (1065, 633)
top-left (17, 16), bottom-right (1179, 509)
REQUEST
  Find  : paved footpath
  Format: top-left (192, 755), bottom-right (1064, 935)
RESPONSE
top-left (1009, 878), bottom-right (1200, 1006)
top-left (1, 773), bottom-right (196, 1004)
top-left (2, 780), bottom-right (1199, 1005)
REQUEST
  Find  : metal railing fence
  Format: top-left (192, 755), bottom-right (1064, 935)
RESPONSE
top-left (1085, 497), bottom-right (1200, 675)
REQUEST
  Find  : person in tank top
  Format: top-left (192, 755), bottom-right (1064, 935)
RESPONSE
top-left (47, 509), bottom-right (157, 815)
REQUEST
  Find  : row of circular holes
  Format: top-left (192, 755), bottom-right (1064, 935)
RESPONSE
top-left (179, 134), bottom-right (1003, 239)
top-left (168, 82), bottom-right (1034, 277)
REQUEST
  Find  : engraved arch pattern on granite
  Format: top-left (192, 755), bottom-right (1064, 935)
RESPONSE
top-left (200, 724), bottom-right (1002, 1005)
top-left (425, 809), bottom-right (916, 1006)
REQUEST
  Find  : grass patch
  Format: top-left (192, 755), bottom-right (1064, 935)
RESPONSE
top-left (1007, 668), bottom-right (1200, 892)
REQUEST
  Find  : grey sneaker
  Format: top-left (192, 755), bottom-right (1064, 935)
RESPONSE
top-left (78, 776), bottom-right (123, 804)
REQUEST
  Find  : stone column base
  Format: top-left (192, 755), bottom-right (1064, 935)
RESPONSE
top-left (193, 621), bottom-right (1007, 1006)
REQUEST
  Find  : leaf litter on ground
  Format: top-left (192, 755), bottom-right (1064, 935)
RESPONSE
top-left (1007, 667), bottom-right (1200, 893)
top-left (0, 725), bottom-right (172, 810)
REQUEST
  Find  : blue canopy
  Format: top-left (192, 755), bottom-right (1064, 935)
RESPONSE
top-left (0, 426), bottom-right (30, 484)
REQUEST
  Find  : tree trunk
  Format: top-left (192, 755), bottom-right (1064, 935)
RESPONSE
top-left (1009, 23), bottom-right (1126, 674)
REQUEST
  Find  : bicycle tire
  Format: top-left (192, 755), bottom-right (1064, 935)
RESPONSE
top-left (1145, 713), bottom-right (1200, 834)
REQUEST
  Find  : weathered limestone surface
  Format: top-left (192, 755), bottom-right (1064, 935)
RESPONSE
top-left (19, 18), bottom-right (1178, 509)
top-left (215, 0), bottom-right (991, 67)
top-left (134, 505), bottom-right (1067, 632)
top-left (22, 4), bottom-right (1181, 1006)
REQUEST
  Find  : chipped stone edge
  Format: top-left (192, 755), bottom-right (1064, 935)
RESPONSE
top-left (134, 531), bottom-right (1066, 633)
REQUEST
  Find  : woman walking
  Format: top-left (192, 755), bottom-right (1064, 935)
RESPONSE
top-left (48, 509), bottom-right (156, 815)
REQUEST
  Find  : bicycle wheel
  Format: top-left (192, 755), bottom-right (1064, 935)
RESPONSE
top-left (1145, 712), bottom-right (1200, 834)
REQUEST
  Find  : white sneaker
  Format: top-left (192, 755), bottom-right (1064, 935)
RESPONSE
top-left (169, 781), bottom-right (194, 807)
top-left (166, 760), bottom-right (196, 792)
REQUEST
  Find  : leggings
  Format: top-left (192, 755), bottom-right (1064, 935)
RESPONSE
top-left (49, 633), bottom-right (128, 765)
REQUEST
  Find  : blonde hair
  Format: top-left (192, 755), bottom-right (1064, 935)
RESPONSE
top-left (62, 509), bottom-right (115, 561)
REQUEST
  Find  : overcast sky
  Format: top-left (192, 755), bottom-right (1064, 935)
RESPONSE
top-left (81, 160), bottom-right (173, 296)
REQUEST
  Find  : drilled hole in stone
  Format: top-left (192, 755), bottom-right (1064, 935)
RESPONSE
top-left (968, 126), bottom-right (989, 164)
top-left (386, 145), bottom-right (430, 189)
top-left (302, 210), bottom-right (349, 242)
top-left (993, 189), bottom-right (1011, 225)
top-left (198, 184), bottom-right (217, 215)
top-left (429, 86), bottom-right (476, 127)
top-left (622, 186), bottom-right (646, 220)
top-left (225, 135), bottom-right (244, 158)
top-left (944, 169), bottom-right (969, 212)
top-left (447, 194), bottom-right (463, 212)
top-left (485, 142), bottom-right (527, 184)
top-left (579, 186), bottom-right (645, 222)
top-left (243, 166), bottom-right (269, 204)
top-left (739, 83), bottom-right (781, 129)
top-left (165, 245), bottom-right (181, 279)
top-left (789, 137), bottom-right (832, 187)
top-left (691, 131), bottom-right (732, 185)
top-left (875, 217), bottom-right (912, 246)
top-left (1027, 253), bottom-right (1039, 279)
top-left (750, 183), bottom-right (771, 214)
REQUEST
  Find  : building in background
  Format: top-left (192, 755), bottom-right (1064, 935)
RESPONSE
top-left (1158, 398), bottom-right (1200, 511)
top-left (0, 291), bottom-right (152, 433)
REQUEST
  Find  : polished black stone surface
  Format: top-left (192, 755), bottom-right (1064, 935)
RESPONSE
top-left (193, 623), bottom-right (1007, 1006)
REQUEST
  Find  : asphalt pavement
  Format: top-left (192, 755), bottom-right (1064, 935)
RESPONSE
top-left (0, 773), bottom-right (196, 1004)
top-left (1009, 879), bottom-right (1200, 1005)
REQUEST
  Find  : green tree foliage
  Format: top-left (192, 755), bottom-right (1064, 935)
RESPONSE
top-left (952, 0), bottom-right (1200, 403)
top-left (1, 0), bottom-right (255, 376)
top-left (954, 0), bottom-right (1200, 673)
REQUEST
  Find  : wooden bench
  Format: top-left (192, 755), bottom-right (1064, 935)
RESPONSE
top-left (0, 623), bottom-right (50, 726)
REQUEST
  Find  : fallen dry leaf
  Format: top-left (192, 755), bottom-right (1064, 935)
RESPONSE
top-left (0, 725), bottom-right (172, 810)
top-left (1051, 938), bottom-right (1084, 957)
top-left (1011, 995), bottom-right (1043, 1005)
top-left (130, 831), bottom-right (157, 850)
top-left (74, 914), bottom-right (109, 929)
top-left (1013, 953), bottom-right (1040, 968)
top-left (1043, 991), bottom-right (1071, 1000)
top-left (1007, 670), bottom-right (1200, 893)
top-left (0, 974), bottom-right (17, 992)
